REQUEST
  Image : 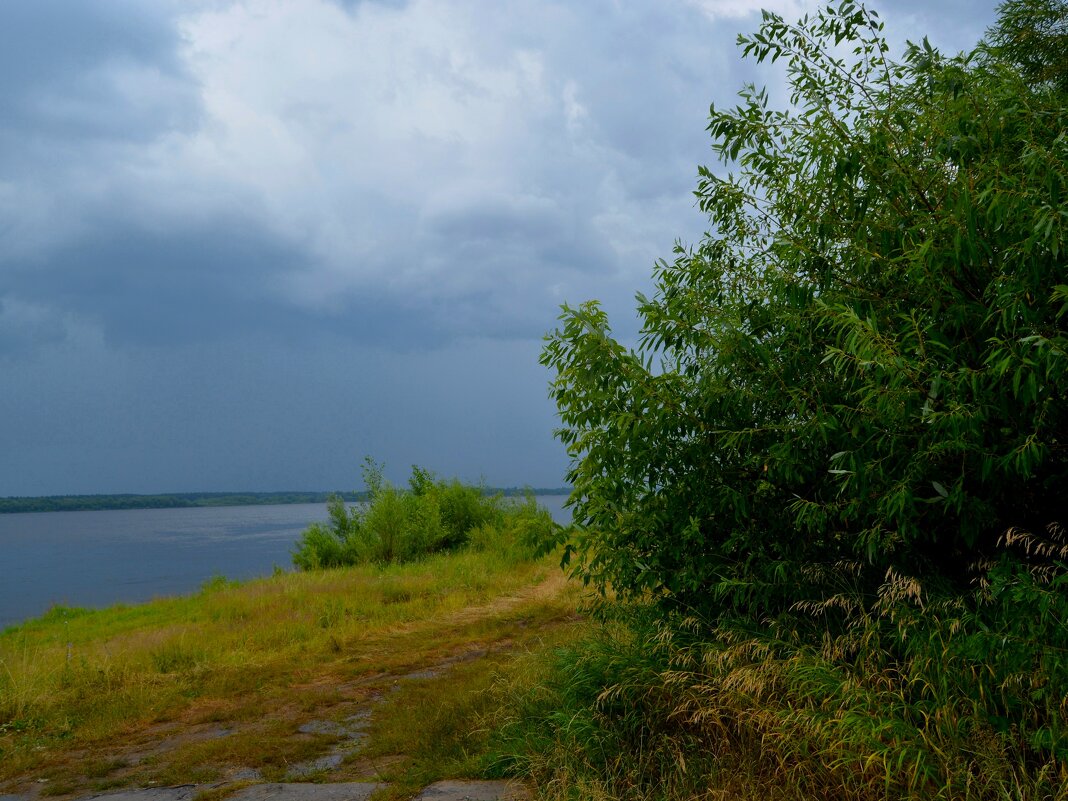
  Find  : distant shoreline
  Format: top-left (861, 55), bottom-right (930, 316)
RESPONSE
top-left (0, 487), bottom-right (572, 514)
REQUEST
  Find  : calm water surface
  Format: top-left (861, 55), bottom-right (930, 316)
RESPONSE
top-left (0, 496), bottom-right (570, 629)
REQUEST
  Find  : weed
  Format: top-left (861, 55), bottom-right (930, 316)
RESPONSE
top-left (39, 779), bottom-right (80, 797)
top-left (354, 625), bottom-right (585, 801)
top-left (497, 573), bottom-right (1068, 801)
top-left (192, 780), bottom-right (255, 801)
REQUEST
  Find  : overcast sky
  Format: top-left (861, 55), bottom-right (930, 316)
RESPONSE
top-left (1, 0), bottom-right (1000, 495)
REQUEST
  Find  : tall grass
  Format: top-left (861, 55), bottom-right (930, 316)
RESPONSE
top-left (494, 533), bottom-right (1068, 800)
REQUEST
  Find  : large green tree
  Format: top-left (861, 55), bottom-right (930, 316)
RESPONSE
top-left (543, 0), bottom-right (1067, 624)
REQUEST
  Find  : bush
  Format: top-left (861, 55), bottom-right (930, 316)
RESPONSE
top-left (543, 0), bottom-right (1067, 641)
top-left (292, 461), bottom-right (557, 568)
top-left (291, 495), bottom-right (362, 570)
top-left (468, 493), bottom-right (557, 562)
top-left (530, 1), bottom-right (1068, 796)
top-left (499, 551), bottom-right (1068, 799)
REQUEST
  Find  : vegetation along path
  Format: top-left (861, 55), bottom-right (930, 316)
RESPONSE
top-left (0, 549), bottom-right (587, 801)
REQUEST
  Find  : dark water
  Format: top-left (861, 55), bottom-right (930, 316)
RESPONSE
top-left (0, 495), bottom-right (570, 630)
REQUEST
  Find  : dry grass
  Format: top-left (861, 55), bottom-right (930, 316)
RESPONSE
top-left (0, 550), bottom-right (587, 798)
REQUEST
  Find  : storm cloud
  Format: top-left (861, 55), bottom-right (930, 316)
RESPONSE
top-left (0, 0), bottom-right (1000, 494)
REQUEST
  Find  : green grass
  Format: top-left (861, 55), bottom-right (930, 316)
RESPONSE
top-left (348, 624), bottom-right (582, 801)
top-left (490, 606), bottom-right (1068, 801)
top-left (0, 548), bottom-right (587, 798)
top-left (11, 547), bottom-right (1063, 800)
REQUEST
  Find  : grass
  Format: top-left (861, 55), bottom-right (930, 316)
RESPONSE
top-left (0, 548), bottom-right (589, 798)
top-left (340, 624), bottom-right (581, 801)
top-left (489, 604), bottom-right (1068, 801)
top-left (10, 544), bottom-right (1062, 800)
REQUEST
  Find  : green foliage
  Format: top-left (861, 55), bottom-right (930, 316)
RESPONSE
top-left (468, 493), bottom-right (558, 562)
top-left (542, 0), bottom-right (1067, 621)
top-left (291, 461), bottom-right (557, 569)
top-left (535, 1), bottom-right (1068, 794)
top-left (986, 0), bottom-right (1068, 93)
top-left (290, 496), bottom-right (360, 569)
top-left (489, 614), bottom-right (698, 799)
top-left (500, 580), bottom-right (1068, 800)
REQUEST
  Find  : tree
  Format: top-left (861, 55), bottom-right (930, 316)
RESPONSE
top-left (986, 0), bottom-right (1068, 93)
top-left (542, 0), bottom-right (1068, 625)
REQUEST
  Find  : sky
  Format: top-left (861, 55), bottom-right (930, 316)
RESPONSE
top-left (0, 0), bottom-right (1001, 496)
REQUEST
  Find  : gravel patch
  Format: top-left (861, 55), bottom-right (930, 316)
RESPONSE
top-left (229, 783), bottom-right (384, 801)
top-left (73, 787), bottom-right (200, 801)
top-left (412, 780), bottom-right (530, 801)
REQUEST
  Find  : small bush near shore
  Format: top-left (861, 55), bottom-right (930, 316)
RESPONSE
top-left (292, 460), bottom-right (556, 569)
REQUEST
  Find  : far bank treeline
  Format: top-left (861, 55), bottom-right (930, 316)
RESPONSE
top-left (0, 486), bottom-right (569, 515)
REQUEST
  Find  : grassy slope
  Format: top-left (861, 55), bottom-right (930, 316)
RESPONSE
top-left (0, 550), bottom-right (587, 800)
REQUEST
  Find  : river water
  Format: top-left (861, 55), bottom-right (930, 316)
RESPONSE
top-left (0, 495), bottom-right (570, 630)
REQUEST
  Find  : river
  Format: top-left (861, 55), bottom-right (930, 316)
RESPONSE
top-left (0, 495), bottom-right (570, 630)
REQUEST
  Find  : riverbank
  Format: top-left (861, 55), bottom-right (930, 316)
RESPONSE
top-left (0, 497), bottom-right (572, 630)
top-left (0, 488), bottom-right (570, 515)
top-left (0, 549), bottom-right (587, 801)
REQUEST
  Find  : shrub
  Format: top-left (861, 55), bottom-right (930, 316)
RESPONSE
top-left (468, 493), bottom-right (557, 562)
top-left (291, 495), bottom-right (361, 570)
top-left (292, 461), bottom-right (557, 568)
top-left (530, 0), bottom-right (1068, 796)
top-left (542, 0), bottom-right (1067, 647)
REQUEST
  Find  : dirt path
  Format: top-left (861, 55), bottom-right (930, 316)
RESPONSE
top-left (3, 780), bottom-right (528, 801)
top-left (2, 573), bottom-right (578, 801)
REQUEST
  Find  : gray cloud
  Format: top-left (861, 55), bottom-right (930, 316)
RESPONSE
top-left (0, 296), bottom-right (72, 356)
top-left (0, 1), bottom-right (198, 147)
top-left (0, 0), bottom-right (1003, 494)
top-left (5, 217), bottom-right (308, 347)
top-left (0, 331), bottom-right (564, 493)
top-left (3, 0), bottom-right (996, 354)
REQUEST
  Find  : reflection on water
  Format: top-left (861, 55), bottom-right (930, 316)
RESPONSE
top-left (0, 496), bottom-right (570, 629)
